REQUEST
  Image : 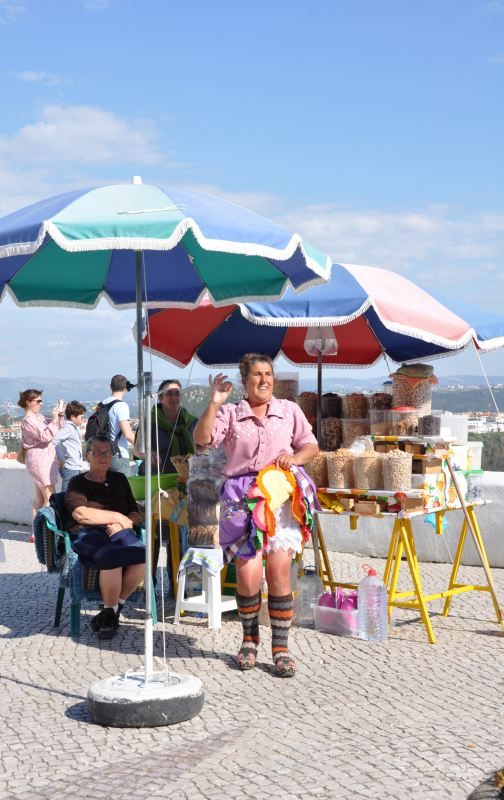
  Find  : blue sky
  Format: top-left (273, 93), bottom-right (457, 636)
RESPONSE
top-left (0, 0), bottom-right (503, 385)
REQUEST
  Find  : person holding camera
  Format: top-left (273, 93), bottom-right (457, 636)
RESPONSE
top-left (99, 374), bottom-right (136, 477)
top-left (19, 389), bottom-right (66, 523)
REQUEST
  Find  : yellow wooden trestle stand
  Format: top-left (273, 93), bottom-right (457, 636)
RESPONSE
top-left (310, 501), bottom-right (502, 644)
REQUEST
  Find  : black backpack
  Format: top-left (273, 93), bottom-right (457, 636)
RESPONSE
top-left (84, 399), bottom-right (121, 454)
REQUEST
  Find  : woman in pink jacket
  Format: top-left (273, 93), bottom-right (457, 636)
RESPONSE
top-left (19, 389), bottom-right (66, 521)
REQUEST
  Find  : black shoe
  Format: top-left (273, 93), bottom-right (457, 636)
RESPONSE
top-left (91, 607), bottom-right (120, 639)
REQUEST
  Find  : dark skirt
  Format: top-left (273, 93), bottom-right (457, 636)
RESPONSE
top-left (71, 526), bottom-right (146, 570)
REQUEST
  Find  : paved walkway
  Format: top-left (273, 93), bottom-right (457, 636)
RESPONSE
top-left (0, 521), bottom-right (503, 800)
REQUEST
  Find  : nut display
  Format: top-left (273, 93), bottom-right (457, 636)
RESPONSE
top-left (327, 449), bottom-right (354, 489)
top-left (392, 373), bottom-right (433, 416)
top-left (303, 452), bottom-right (329, 487)
top-left (341, 393), bottom-right (369, 419)
top-left (321, 393), bottom-right (342, 418)
top-left (353, 452), bottom-right (384, 490)
top-left (342, 418), bottom-right (370, 446)
top-left (273, 377), bottom-right (299, 402)
top-left (298, 391), bottom-right (318, 417)
top-left (369, 392), bottom-right (393, 411)
top-left (418, 415), bottom-right (441, 436)
top-left (369, 409), bottom-right (392, 436)
top-left (382, 449), bottom-right (413, 491)
top-left (391, 407), bottom-right (418, 436)
top-left (321, 417), bottom-right (342, 450)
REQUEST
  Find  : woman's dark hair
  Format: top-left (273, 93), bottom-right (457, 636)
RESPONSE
top-left (238, 354), bottom-right (274, 382)
top-left (18, 389), bottom-right (42, 409)
top-left (158, 379), bottom-right (182, 393)
top-left (65, 400), bottom-right (86, 420)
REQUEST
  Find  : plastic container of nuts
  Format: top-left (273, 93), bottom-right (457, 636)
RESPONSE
top-left (298, 391), bottom-right (318, 418)
top-left (369, 392), bottom-right (393, 411)
top-left (382, 450), bottom-right (413, 491)
top-left (321, 393), bottom-right (342, 418)
top-left (353, 452), bottom-right (384, 490)
top-left (341, 393), bottom-right (369, 419)
top-left (391, 406), bottom-right (418, 436)
top-left (369, 409), bottom-right (392, 436)
top-left (342, 418), bottom-right (370, 446)
top-left (321, 417), bottom-right (342, 450)
top-left (274, 372), bottom-right (299, 402)
top-left (327, 449), bottom-right (354, 489)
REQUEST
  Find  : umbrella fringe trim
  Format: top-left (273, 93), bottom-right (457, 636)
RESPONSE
top-left (0, 221), bottom-right (332, 280)
top-left (238, 299), bottom-right (373, 327)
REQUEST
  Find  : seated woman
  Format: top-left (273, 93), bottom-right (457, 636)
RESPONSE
top-left (136, 379), bottom-right (198, 474)
top-left (64, 435), bottom-right (146, 640)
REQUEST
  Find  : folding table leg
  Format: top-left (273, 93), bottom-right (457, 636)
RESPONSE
top-left (442, 519), bottom-right (467, 617)
top-left (400, 520), bottom-right (436, 644)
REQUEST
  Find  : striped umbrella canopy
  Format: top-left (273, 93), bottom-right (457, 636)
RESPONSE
top-left (140, 262), bottom-right (504, 368)
top-left (0, 180), bottom-right (331, 308)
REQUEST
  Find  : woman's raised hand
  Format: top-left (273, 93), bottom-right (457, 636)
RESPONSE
top-left (208, 373), bottom-right (233, 406)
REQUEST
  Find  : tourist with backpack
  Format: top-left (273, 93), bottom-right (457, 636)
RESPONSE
top-left (86, 375), bottom-right (136, 477)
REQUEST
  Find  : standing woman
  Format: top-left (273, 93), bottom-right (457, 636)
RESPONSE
top-left (193, 354), bottom-right (319, 677)
top-left (19, 389), bottom-right (65, 521)
top-left (136, 379), bottom-right (198, 475)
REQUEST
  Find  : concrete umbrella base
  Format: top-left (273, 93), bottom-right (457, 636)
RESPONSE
top-left (87, 670), bottom-right (204, 728)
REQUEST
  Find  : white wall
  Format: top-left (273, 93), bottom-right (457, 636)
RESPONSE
top-left (1, 461), bottom-right (503, 568)
top-left (0, 461), bottom-right (61, 526)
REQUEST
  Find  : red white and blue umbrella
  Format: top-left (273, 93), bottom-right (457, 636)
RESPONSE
top-left (140, 262), bottom-right (504, 368)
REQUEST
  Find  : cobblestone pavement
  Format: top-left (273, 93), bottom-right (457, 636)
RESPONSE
top-left (1, 522), bottom-right (503, 800)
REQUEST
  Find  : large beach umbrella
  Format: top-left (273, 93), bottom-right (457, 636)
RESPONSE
top-left (0, 180), bottom-right (330, 308)
top-left (139, 262), bottom-right (504, 441)
top-left (140, 262), bottom-right (504, 369)
top-left (0, 178), bottom-right (332, 724)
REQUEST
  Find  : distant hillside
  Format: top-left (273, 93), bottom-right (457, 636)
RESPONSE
top-left (1, 376), bottom-right (503, 416)
top-left (432, 388), bottom-right (504, 413)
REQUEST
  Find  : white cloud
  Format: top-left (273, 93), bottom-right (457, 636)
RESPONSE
top-left (0, 0), bottom-right (27, 24)
top-left (488, 54), bottom-right (504, 63)
top-left (275, 204), bottom-right (504, 305)
top-left (11, 70), bottom-right (65, 87)
top-left (486, 1), bottom-right (504, 10)
top-left (0, 104), bottom-right (165, 166)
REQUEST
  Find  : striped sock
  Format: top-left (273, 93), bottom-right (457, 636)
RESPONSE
top-left (268, 593), bottom-right (294, 664)
top-left (236, 592), bottom-right (261, 657)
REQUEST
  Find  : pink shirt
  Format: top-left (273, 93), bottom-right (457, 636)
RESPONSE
top-left (211, 397), bottom-right (317, 477)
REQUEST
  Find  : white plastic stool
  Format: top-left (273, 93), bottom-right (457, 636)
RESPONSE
top-left (174, 547), bottom-right (237, 630)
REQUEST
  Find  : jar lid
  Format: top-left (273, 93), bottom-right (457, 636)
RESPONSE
top-left (392, 406), bottom-right (417, 413)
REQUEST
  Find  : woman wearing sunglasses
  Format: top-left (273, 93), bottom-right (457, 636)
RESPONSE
top-left (18, 389), bottom-right (66, 523)
top-left (136, 380), bottom-right (198, 475)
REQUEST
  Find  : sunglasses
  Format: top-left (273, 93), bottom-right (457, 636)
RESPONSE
top-left (33, 399), bottom-right (43, 404)
top-left (162, 390), bottom-right (181, 397)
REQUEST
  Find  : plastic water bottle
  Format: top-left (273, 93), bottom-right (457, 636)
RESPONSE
top-left (294, 568), bottom-right (324, 627)
top-left (358, 566), bottom-right (388, 642)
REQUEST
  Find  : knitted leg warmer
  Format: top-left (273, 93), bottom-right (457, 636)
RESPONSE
top-left (236, 591), bottom-right (261, 669)
top-left (268, 592), bottom-right (295, 674)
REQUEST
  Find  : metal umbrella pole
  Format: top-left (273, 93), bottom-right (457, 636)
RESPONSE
top-left (316, 350), bottom-right (322, 445)
top-left (86, 253), bottom-right (204, 727)
top-left (444, 457), bottom-right (504, 629)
